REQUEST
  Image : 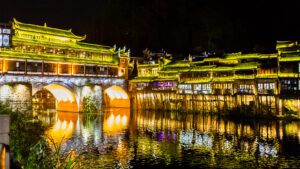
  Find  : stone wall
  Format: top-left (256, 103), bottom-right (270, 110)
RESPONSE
top-left (0, 83), bottom-right (32, 111)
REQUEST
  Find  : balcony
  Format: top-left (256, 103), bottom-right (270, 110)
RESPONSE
top-left (256, 74), bottom-right (278, 79)
top-left (180, 77), bottom-right (211, 83)
top-left (212, 76), bottom-right (234, 82)
top-left (279, 72), bottom-right (300, 78)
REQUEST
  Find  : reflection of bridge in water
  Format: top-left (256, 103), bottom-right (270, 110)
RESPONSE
top-left (42, 108), bottom-right (130, 145)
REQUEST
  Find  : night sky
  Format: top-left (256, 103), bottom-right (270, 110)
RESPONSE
top-left (1, 0), bottom-right (300, 56)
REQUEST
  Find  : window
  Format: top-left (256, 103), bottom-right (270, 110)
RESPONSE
top-left (152, 68), bottom-right (158, 75)
top-left (140, 69), bottom-right (146, 76)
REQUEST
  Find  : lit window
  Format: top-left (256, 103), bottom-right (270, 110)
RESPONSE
top-left (140, 69), bottom-right (146, 76)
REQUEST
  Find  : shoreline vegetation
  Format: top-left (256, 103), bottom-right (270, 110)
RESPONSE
top-left (0, 102), bottom-right (78, 169)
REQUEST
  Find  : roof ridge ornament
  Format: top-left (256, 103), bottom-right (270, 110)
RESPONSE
top-left (44, 22), bottom-right (47, 27)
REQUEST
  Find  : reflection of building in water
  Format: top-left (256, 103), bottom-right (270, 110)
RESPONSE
top-left (133, 110), bottom-right (300, 159)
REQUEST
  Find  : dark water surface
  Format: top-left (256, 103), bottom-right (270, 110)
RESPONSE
top-left (32, 107), bottom-right (300, 169)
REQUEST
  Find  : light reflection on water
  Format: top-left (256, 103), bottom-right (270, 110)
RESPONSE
top-left (34, 108), bottom-right (300, 168)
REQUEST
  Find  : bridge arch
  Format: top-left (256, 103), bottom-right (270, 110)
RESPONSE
top-left (41, 83), bottom-right (79, 112)
top-left (104, 85), bottom-right (130, 108)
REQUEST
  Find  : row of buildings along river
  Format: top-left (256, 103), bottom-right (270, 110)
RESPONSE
top-left (0, 18), bottom-right (299, 118)
top-left (129, 42), bottom-right (300, 117)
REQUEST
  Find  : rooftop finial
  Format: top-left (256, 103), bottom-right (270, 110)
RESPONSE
top-left (44, 22), bottom-right (47, 27)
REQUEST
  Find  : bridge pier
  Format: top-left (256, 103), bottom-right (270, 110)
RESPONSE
top-left (0, 75), bottom-right (129, 112)
top-left (0, 83), bottom-right (32, 111)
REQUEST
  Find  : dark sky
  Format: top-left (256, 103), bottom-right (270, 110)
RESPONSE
top-left (1, 0), bottom-right (300, 56)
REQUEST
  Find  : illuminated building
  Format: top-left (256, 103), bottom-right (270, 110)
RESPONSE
top-left (0, 18), bottom-right (130, 111)
top-left (130, 46), bottom-right (294, 96)
top-left (129, 43), bottom-right (300, 116)
top-left (0, 18), bottom-right (129, 78)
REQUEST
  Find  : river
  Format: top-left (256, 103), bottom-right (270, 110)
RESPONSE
top-left (25, 104), bottom-right (300, 168)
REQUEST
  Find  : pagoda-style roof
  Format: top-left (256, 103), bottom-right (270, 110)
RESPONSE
top-left (212, 66), bottom-right (233, 72)
top-left (234, 62), bottom-right (260, 70)
top-left (164, 60), bottom-right (190, 68)
top-left (190, 65), bottom-right (215, 72)
top-left (276, 41), bottom-right (297, 49)
top-left (130, 76), bottom-right (178, 83)
top-left (153, 76), bottom-right (178, 82)
top-left (203, 57), bottom-right (222, 62)
top-left (159, 66), bottom-right (190, 73)
top-left (129, 77), bottom-right (154, 83)
top-left (13, 18), bottom-right (86, 41)
top-left (12, 35), bottom-right (114, 53)
top-left (279, 53), bottom-right (300, 62)
top-left (226, 53), bottom-right (276, 60)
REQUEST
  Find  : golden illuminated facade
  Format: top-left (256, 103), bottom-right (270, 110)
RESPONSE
top-left (0, 18), bottom-right (129, 79)
top-left (130, 47), bottom-right (300, 97)
top-left (0, 19), bottom-right (131, 112)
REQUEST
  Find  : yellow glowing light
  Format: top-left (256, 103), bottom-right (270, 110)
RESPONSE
top-left (103, 108), bottom-right (130, 135)
top-left (105, 86), bottom-right (128, 100)
top-left (57, 37), bottom-right (69, 41)
top-left (121, 116), bottom-right (127, 126)
top-left (44, 84), bottom-right (75, 102)
top-left (68, 121), bottom-right (73, 130)
top-left (118, 68), bottom-right (125, 77)
top-left (54, 120), bottom-right (61, 131)
top-left (2, 60), bottom-right (7, 72)
top-left (82, 86), bottom-right (92, 98)
top-left (1, 145), bottom-right (6, 169)
top-left (46, 114), bottom-right (76, 145)
top-left (61, 120), bottom-right (67, 130)
top-left (15, 84), bottom-right (26, 92)
top-left (0, 85), bottom-right (12, 97)
top-left (116, 115), bottom-right (121, 124)
top-left (107, 114), bottom-right (115, 126)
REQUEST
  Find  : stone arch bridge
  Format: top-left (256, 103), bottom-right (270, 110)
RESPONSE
top-left (0, 75), bottom-right (130, 112)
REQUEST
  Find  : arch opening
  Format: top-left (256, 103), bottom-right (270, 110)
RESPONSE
top-left (104, 86), bottom-right (130, 108)
top-left (43, 84), bottom-right (78, 112)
